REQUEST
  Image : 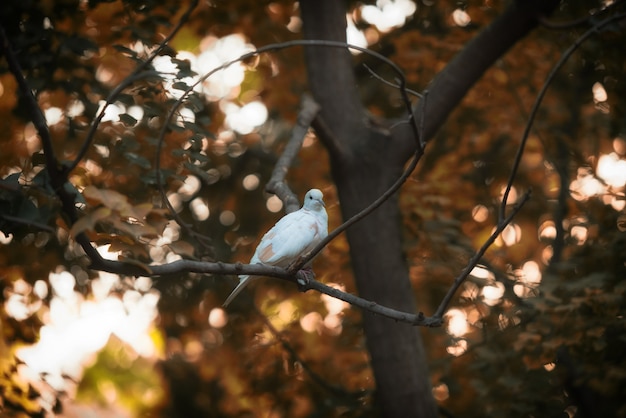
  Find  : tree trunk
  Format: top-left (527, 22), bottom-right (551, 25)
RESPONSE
top-left (300, 1), bottom-right (437, 416)
top-left (299, 0), bottom-right (560, 416)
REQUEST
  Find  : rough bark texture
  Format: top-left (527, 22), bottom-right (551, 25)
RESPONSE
top-left (299, 0), bottom-right (560, 416)
top-left (299, 2), bottom-right (437, 416)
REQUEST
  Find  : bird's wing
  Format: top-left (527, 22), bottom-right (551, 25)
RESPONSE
top-left (255, 209), bottom-right (324, 267)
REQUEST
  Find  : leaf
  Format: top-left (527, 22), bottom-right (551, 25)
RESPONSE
top-left (190, 152), bottom-right (209, 163)
top-left (116, 94), bottom-right (136, 106)
top-left (183, 162), bottom-right (211, 183)
top-left (168, 240), bottom-right (195, 258)
top-left (171, 81), bottom-right (190, 91)
top-left (186, 94), bottom-right (205, 112)
top-left (31, 152), bottom-right (47, 166)
top-left (70, 207), bottom-right (112, 237)
top-left (119, 113), bottom-right (138, 127)
top-left (83, 186), bottom-right (132, 212)
top-left (124, 152), bottom-right (152, 169)
top-left (145, 211), bottom-right (169, 235)
top-left (127, 203), bottom-right (154, 220)
top-left (0, 172), bottom-right (20, 188)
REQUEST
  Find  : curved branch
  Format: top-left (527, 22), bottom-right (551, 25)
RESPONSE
top-left (499, 11), bottom-right (626, 219)
top-left (538, 0), bottom-right (624, 30)
top-left (89, 256), bottom-right (442, 326)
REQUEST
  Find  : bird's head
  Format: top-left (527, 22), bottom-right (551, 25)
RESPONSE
top-left (304, 189), bottom-right (325, 211)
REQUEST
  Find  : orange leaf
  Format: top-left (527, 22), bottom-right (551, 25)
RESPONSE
top-left (83, 186), bottom-right (132, 213)
top-left (70, 207), bottom-right (112, 238)
top-left (168, 240), bottom-right (196, 257)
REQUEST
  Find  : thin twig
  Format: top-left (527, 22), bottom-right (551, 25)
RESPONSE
top-left (362, 63), bottom-right (423, 99)
top-left (433, 190), bottom-right (532, 319)
top-left (499, 11), bottom-right (626, 221)
top-left (538, 0), bottom-right (624, 30)
top-left (0, 23), bottom-right (111, 267)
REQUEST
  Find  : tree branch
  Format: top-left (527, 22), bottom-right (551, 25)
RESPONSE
top-left (299, 278), bottom-right (441, 327)
top-left (0, 23), bottom-right (112, 267)
top-left (265, 95), bottom-right (320, 213)
top-left (395, 0), bottom-right (561, 158)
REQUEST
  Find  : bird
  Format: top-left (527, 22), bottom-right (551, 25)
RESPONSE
top-left (222, 189), bottom-right (328, 307)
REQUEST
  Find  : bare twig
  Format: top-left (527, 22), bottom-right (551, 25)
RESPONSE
top-left (155, 41), bottom-right (422, 211)
top-left (499, 11), bottom-right (626, 221)
top-left (433, 190), bottom-right (532, 319)
top-left (362, 63), bottom-right (423, 99)
top-left (0, 23), bottom-right (112, 267)
top-left (538, 0), bottom-right (624, 30)
top-left (432, 10), bottom-right (626, 318)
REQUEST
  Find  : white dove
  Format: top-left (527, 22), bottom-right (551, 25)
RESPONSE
top-left (223, 189), bottom-right (328, 307)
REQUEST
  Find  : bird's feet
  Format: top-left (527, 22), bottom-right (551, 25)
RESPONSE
top-left (295, 267), bottom-right (315, 291)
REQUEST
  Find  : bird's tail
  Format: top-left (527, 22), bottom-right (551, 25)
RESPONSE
top-left (222, 275), bottom-right (251, 307)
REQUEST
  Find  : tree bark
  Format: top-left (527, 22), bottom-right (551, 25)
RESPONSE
top-left (299, 0), bottom-right (559, 416)
top-left (300, 1), bottom-right (437, 416)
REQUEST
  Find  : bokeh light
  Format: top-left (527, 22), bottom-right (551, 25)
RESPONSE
top-left (452, 9), bottom-right (471, 27)
top-left (445, 308), bottom-right (469, 337)
top-left (266, 195), bottom-right (284, 213)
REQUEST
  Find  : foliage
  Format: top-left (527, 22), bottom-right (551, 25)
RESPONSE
top-left (0, 0), bottom-right (625, 416)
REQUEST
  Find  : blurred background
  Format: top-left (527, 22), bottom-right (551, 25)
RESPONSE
top-left (0, 0), bottom-right (625, 416)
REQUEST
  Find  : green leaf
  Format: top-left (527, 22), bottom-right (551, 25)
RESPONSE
top-left (124, 152), bottom-right (152, 169)
top-left (116, 94), bottom-right (136, 106)
top-left (190, 152), bottom-right (209, 163)
top-left (171, 81), bottom-right (190, 91)
top-left (183, 162), bottom-right (210, 184)
top-left (119, 113), bottom-right (138, 127)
